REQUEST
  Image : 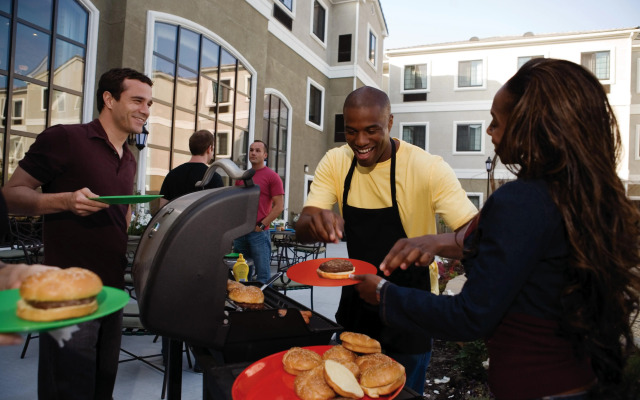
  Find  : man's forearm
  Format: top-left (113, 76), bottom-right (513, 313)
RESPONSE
top-left (2, 187), bottom-right (70, 216)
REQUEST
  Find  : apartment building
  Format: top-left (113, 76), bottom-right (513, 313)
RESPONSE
top-left (0, 0), bottom-right (388, 221)
top-left (384, 27), bottom-right (640, 208)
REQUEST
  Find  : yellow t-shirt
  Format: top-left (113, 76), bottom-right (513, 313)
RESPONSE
top-left (305, 140), bottom-right (478, 293)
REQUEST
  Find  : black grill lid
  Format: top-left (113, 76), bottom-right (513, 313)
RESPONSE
top-left (132, 160), bottom-right (259, 348)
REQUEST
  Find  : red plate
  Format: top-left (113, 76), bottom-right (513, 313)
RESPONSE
top-left (231, 345), bottom-right (404, 400)
top-left (287, 258), bottom-right (377, 287)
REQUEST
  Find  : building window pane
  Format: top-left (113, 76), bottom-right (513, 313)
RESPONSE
top-left (0, 15), bottom-right (10, 69)
top-left (17, 0), bottom-right (52, 30)
top-left (458, 60), bottom-right (483, 87)
top-left (264, 94), bottom-right (288, 192)
top-left (53, 39), bottom-right (85, 92)
top-left (456, 123), bottom-right (482, 152)
top-left (308, 84), bottom-right (322, 126)
top-left (402, 125), bottom-right (426, 150)
top-left (404, 64), bottom-right (427, 91)
top-left (279, 0), bottom-right (292, 11)
top-left (517, 55), bottom-right (543, 69)
top-left (56, 0), bottom-right (88, 44)
top-left (312, 1), bottom-right (325, 42)
top-left (581, 51), bottom-right (610, 80)
top-left (51, 90), bottom-right (81, 126)
top-left (338, 34), bottom-right (351, 62)
top-left (15, 23), bottom-right (51, 82)
top-left (178, 28), bottom-right (200, 71)
top-left (368, 30), bottom-right (377, 66)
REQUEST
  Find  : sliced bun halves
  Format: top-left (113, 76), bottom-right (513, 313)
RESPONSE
top-left (323, 359), bottom-right (364, 399)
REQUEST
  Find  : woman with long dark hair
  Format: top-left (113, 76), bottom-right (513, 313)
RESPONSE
top-left (353, 58), bottom-right (640, 399)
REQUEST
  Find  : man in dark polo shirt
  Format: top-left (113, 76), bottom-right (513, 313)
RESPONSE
top-left (2, 68), bottom-right (153, 400)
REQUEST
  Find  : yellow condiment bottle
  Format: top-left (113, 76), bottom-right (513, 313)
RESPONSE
top-left (233, 253), bottom-right (249, 282)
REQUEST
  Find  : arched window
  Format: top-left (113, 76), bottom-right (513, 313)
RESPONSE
top-left (0, 0), bottom-right (91, 183)
top-left (146, 21), bottom-right (253, 189)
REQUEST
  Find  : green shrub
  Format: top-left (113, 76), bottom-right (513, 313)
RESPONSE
top-left (455, 340), bottom-right (489, 382)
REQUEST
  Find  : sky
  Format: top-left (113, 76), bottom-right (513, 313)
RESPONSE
top-left (380, 0), bottom-right (640, 50)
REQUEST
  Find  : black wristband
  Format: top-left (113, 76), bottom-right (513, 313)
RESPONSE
top-left (257, 222), bottom-right (266, 230)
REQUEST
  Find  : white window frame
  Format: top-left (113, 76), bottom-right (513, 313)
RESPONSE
top-left (305, 77), bottom-right (324, 131)
top-left (452, 120), bottom-right (485, 154)
top-left (401, 63), bottom-right (430, 93)
top-left (276, 0), bottom-right (295, 17)
top-left (398, 122), bottom-right (429, 152)
top-left (455, 58), bottom-right (487, 91)
top-left (310, 0), bottom-right (328, 48)
top-left (636, 57), bottom-right (640, 94)
top-left (580, 49), bottom-right (616, 85)
top-left (303, 173), bottom-right (314, 205)
top-left (635, 124), bottom-right (640, 161)
top-left (367, 24), bottom-right (378, 70)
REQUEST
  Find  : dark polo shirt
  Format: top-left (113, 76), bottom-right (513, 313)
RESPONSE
top-left (19, 119), bottom-right (136, 288)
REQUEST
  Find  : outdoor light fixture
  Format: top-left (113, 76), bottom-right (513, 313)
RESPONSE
top-left (128, 123), bottom-right (149, 150)
top-left (304, 164), bottom-right (309, 174)
top-left (485, 156), bottom-right (492, 196)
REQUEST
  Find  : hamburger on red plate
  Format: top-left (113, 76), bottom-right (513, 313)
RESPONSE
top-left (16, 267), bottom-right (103, 322)
top-left (316, 259), bottom-right (355, 280)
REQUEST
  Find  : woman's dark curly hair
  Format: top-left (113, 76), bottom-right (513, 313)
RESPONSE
top-left (494, 58), bottom-right (640, 390)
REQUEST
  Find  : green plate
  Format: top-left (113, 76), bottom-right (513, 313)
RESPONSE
top-left (89, 195), bottom-right (162, 204)
top-left (0, 286), bottom-right (130, 333)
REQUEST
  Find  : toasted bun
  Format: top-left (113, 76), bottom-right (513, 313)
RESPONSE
top-left (340, 332), bottom-right (381, 354)
top-left (322, 345), bottom-right (356, 363)
top-left (355, 353), bottom-right (393, 372)
top-left (17, 298), bottom-right (98, 322)
top-left (323, 359), bottom-right (364, 399)
top-left (294, 365), bottom-right (335, 400)
top-left (228, 285), bottom-right (264, 304)
top-left (316, 269), bottom-right (353, 280)
top-left (361, 373), bottom-right (405, 398)
top-left (359, 361), bottom-right (406, 397)
top-left (226, 279), bottom-right (244, 292)
top-left (283, 347), bottom-right (323, 375)
top-left (19, 267), bottom-right (102, 301)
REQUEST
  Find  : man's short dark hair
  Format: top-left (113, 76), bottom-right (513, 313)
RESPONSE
top-left (189, 130), bottom-right (214, 155)
top-left (96, 68), bottom-right (153, 112)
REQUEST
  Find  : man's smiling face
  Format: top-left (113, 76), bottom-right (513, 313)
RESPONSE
top-left (344, 104), bottom-right (393, 168)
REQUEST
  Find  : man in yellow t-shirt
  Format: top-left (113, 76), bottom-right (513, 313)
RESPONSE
top-left (295, 86), bottom-right (477, 394)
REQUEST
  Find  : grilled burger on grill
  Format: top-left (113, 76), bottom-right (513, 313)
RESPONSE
top-left (227, 285), bottom-right (264, 310)
top-left (316, 259), bottom-right (355, 279)
top-left (16, 267), bottom-right (102, 322)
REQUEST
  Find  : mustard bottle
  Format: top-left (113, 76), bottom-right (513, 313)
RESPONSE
top-left (233, 253), bottom-right (249, 282)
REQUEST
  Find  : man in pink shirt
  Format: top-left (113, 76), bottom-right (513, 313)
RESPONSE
top-left (233, 140), bottom-right (284, 282)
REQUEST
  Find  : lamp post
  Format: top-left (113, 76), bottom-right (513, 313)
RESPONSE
top-left (485, 156), bottom-right (492, 197)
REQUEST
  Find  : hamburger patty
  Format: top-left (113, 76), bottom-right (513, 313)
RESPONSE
top-left (27, 296), bottom-right (97, 309)
top-left (318, 259), bottom-right (354, 273)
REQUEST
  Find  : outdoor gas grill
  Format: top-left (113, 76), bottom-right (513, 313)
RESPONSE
top-left (131, 159), bottom-right (342, 399)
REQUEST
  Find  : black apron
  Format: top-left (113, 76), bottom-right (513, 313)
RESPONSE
top-left (336, 139), bottom-right (432, 354)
